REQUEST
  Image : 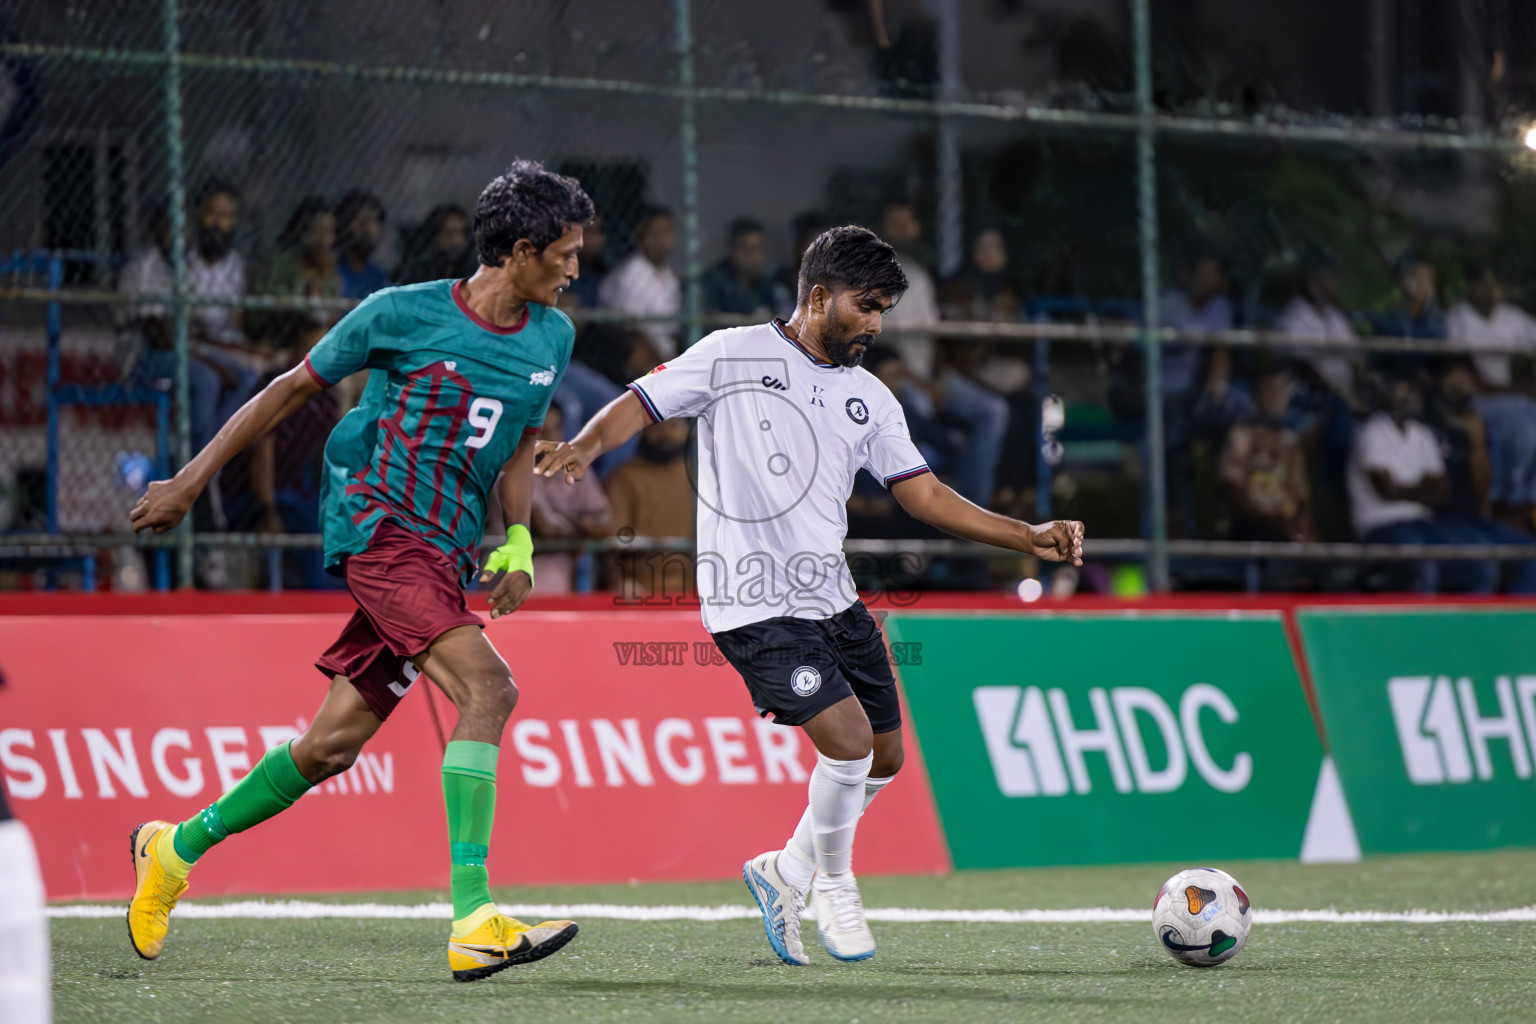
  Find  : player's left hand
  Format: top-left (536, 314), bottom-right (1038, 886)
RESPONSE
top-left (1025, 519), bottom-right (1084, 566)
top-left (480, 566), bottom-right (532, 620)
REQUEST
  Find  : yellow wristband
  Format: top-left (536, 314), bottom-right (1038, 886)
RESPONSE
top-left (483, 524), bottom-right (534, 587)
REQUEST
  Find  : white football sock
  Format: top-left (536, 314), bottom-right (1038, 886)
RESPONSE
top-left (784, 772), bottom-right (897, 888)
top-left (781, 753), bottom-right (874, 891)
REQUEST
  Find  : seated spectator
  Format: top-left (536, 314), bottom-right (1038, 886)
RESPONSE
top-left (394, 203), bottom-right (477, 285)
top-left (604, 417), bottom-right (695, 600)
top-left (529, 401), bottom-right (613, 593)
top-left (1160, 250), bottom-right (1233, 400)
top-left (1218, 364), bottom-right (1313, 542)
top-left (563, 211), bottom-right (608, 309)
top-left (1277, 256), bottom-right (1358, 399)
top-left (260, 197), bottom-right (342, 305)
top-left (1447, 261), bottom-right (1536, 519)
top-left (1348, 374), bottom-right (1507, 593)
top-left (599, 206), bottom-right (681, 358)
top-left (1425, 363), bottom-right (1536, 592)
top-left (334, 190), bottom-right (391, 299)
top-left (703, 217), bottom-right (789, 318)
top-left (876, 200), bottom-right (940, 378)
top-left (1372, 255), bottom-right (1446, 379)
top-left (941, 228), bottom-right (1022, 322)
top-left (117, 203), bottom-right (175, 386)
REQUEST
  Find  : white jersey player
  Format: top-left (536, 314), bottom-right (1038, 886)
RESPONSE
top-left (537, 226), bottom-right (1084, 964)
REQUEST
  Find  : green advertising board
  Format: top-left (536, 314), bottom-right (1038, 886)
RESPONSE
top-left (1297, 608), bottom-right (1536, 854)
top-left (887, 613), bottom-right (1324, 868)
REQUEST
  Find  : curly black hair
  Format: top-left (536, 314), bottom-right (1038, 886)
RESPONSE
top-left (796, 225), bottom-right (909, 307)
top-left (474, 159), bottom-right (595, 267)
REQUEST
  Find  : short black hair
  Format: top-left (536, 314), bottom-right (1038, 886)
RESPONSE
top-left (796, 226), bottom-right (909, 307)
top-left (634, 205), bottom-right (673, 237)
top-left (193, 176), bottom-right (239, 210)
top-left (729, 216), bottom-right (765, 239)
top-left (278, 195), bottom-right (332, 248)
top-left (474, 159), bottom-right (595, 267)
top-left (336, 189), bottom-right (386, 230)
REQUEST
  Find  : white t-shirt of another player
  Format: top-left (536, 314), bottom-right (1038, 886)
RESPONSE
top-left (1347, 412), bottom-right (1445, 536)
top-left (627, 319), bottom-right (930, 633)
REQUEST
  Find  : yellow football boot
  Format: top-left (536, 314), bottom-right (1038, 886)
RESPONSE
top-left (126, 820), bottom-right (188, 960)
top-left (447, 909), bottom-right (579, 982)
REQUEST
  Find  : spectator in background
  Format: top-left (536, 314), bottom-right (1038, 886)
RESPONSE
top-left (393, 203), bottom-right (477, 285)
top-left (1348, 374), bottom-right (1507, 593)
top-left (604, 417), bottom-right (696, 600)
top-left (703, 217), bottom-right (789, 318)
top-left (1447, 261), bottom-right (1536, 521)
top-left (260, 197), bottom-right (342, 306)
top-left (529, 400), bottom-right (613, 593)
top-left (334, 190), bottom-right (390, 298)
top-left (941, 227), bottom-right (1021, 323)
top-left (874, 201), bottom-right (1009, 506)
top-left (1219, 363), bottom-right (1313, 542)
top-left (1160, 250), bottom-right (1233, 400)
top-left (563, 211), bottom-right (608, 308)
top-left (600, 205), bottom-right (681, 358)
top-left (1425, 362), bottom-right (1536, 592)
top-left (1372, 255), bottom-right (1446, 380)
top-left (1277, 256), bottom-right (1358, 399)
top-left (876, 200), bottom-right (939, 378)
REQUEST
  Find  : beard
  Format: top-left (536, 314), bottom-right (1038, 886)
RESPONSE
top-left (824, 323), bottom-right (876, 368)
top-left (197, 229), bottom-right (233, 262)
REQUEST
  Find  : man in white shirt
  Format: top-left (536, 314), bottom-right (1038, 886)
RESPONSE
top-left (1348, 377), bottom-right (1453, 592)
top-left (1447, 263), bottom-right (1536, 512)
top-left (1277, 263), bottom-right (1358, 398)
top-left (598, 206), bottom-right (682, 358)
top-left (537, 226), bottom-right (1083, 967)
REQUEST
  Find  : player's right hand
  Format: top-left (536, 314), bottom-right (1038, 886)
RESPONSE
top-left (129, 479), bottom-right (195, 534)
top-left (534, 438), bottom-right (593, 485)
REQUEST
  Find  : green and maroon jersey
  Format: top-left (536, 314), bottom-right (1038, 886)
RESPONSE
top-left (304, 278), bottom-right (572, 584)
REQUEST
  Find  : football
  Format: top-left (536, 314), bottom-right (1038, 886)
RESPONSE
top-left (1152, 867), bottom-right (1252, 967)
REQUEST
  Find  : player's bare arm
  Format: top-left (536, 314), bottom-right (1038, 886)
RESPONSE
top-left (889, 471), bottom-right (1084, 566)
top-left (533, 389), bottom-right (652, 484)
top-left (480, 434), bottom-right (540, 619)
top-left (129, 363), bottom-right (325, 534)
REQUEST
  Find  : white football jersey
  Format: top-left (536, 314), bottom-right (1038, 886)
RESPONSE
top-left (627, 319), bottom-right (929, 633)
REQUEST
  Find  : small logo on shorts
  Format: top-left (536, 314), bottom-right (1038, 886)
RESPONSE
top-left (388, 662), bottom-right (421, 699)
top-left (846, 398), bottom-right (869, 425)
top-left (790, 665), bottom-right (822, 696)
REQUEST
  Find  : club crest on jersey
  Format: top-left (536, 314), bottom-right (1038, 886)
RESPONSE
top-left (530, 365), bottom-right (556, 386)
top-left (790, 665), bottom-right (822, 696)
top-left (846, 397), bottom-right (870, 425)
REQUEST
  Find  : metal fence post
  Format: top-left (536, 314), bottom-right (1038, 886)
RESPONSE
top-left (162, 0), bottom-right (194, 587)
top-left (1132, 0), bottom-right (1168, 591)
top-left (673, 0), bottom-right (702, 350)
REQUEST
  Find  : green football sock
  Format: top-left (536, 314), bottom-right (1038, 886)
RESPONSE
top-left (442, 740), bottom-right (500, 929)
top-left (171, 741), bottom-right (314, 866)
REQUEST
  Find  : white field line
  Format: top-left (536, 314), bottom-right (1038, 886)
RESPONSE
top-left (45, 901), bottom-right (1536, 924)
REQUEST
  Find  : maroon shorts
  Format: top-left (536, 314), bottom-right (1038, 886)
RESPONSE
top-left (314, 519), bottom-right (483, 720)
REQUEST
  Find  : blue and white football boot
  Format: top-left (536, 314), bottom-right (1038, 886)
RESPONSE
top-left (742, 851), bottom-right (809, 966)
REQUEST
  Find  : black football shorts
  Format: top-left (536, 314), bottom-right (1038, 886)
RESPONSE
top-left (711, 600), bottom-right (901, 733)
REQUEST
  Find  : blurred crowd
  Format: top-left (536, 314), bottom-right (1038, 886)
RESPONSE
top-left (112, 181), bottom-right (1536, 594)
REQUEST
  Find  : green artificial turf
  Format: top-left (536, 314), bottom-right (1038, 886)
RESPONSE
top-left (52, 851), bottom-right (1536, 1024)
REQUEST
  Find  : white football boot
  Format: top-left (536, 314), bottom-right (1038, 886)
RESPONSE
top-left (742, 851), bottom-right (809, 966)
top-left (811, 877), bottom-right (876, 961)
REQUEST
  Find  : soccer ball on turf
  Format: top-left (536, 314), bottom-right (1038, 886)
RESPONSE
top-left (1152, 867), bottom-right (1252, 967)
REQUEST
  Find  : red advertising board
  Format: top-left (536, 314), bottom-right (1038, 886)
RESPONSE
top-left (0, 610), bottom-right (950, 900)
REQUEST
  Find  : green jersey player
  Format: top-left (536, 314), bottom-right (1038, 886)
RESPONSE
top-left (126, 160), bottom-right (592, 982)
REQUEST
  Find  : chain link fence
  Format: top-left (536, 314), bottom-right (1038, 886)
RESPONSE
top-left (3, 0), bottom-right (1536, 595)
